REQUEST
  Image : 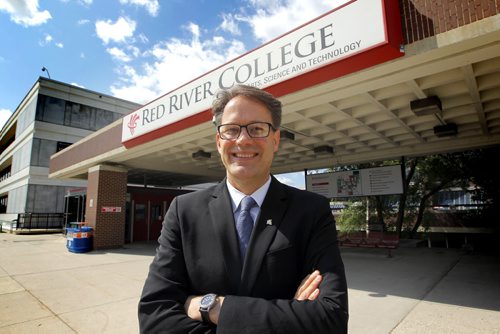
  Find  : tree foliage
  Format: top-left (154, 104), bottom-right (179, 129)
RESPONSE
top-left (331, 146), bottom-right (500, 239)
top-left (406, 152), bottom-right (471, 237)
top-left (336, 202), bottom-right (366, 232)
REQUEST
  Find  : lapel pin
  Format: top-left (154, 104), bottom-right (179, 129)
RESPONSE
top-left (266, 219), bottom-right (273, 226)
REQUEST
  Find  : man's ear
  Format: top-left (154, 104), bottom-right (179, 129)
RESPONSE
top-left (216, 133), bottom-right (222, 153)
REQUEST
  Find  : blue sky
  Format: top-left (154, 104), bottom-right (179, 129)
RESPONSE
top-left (0, 0), bottom-right (348, 188)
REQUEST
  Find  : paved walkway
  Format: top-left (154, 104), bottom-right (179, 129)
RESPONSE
top-left (0, 233), bottom-right (499, 333)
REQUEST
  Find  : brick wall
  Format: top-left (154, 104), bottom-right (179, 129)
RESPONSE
top-left (86, 166), bottom-right (127, 249)
top-left (400, 0), bottom-right (500, 44)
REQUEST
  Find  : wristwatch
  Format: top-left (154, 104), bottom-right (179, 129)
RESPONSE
top-left (199, 293), bottom-right (218, 323)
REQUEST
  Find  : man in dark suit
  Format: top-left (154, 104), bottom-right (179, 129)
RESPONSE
top-left (138, 85), bottom-right (348, 333)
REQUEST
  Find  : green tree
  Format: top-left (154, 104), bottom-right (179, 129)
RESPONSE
top-left (407, 152), bottom-right (473, 238)
top-left (395, 157), bottom-right (417, 236)
top-left (336, 201), bottom-right (366, 232)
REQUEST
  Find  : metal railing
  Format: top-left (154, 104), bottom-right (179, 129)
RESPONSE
top-left (14, 213), bottom-right (67, 231)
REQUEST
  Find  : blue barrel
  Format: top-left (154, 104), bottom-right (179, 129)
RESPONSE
top-left (66, 226), bottom-right (93, 253)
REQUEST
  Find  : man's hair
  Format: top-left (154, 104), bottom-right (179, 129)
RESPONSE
top-left (211, 85), bottom-right (282, 128)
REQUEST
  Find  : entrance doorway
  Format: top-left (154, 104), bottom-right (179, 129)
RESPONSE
top-left (127, 187), bottom-right (191, 242)
top-left (64, 188), bottom-right (86, 226)
top-left (132, 199), bottom-right (167, 242)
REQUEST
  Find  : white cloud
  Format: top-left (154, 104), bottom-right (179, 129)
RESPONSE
top-left (110, 23), bottom-right (245, 104)
top-left (129, 45), bottom-right (141, 58)
top-left (95, 16), bottom-right (136, 44)
top-left (107, 45), bottom-right (141, 62)
top-left (70, 82), bottom-right (85, 88)
top-left (275, 171), bottom-right (305, 189)
top-left (78, 19), bottom-right (90, 25)
top-left (245, 0), bottom-right (346, 42)
top-left (107, 47), bottom-right (132, 62)
top-left (219, 13), bottom-right (241, 36)
top-left (137, 33), bottom-right (149, 44)
top-left (247, 0), bottom-right (282, 12)
top-left (39, 33), bottom-right (52, 46)
top-left (38, 33), bottom-right (63, 48)
top-left (119, 0), bottom-right (159, 17)
top-left (0, 108), bottom-right (13, 130)
top-left (0, 0), bottom-right (52, 27)
top-left (186, 22), bottom-right (200, 39)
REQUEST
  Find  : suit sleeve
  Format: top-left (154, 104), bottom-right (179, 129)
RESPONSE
top-left (138, 197), bottom-right (215, 334)
top-left (217, 197), bottom-right (349, 334)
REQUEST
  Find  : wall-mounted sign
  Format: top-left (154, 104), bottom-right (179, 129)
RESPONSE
top-left (306, 165), bottom-right (404, 198)
top-left (101, 206), bottom-right (122, 213)
top-left (122, 0), bottom-right (402, 146)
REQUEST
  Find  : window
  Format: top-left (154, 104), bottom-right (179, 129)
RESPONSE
top-left (0, 195), bottom-right (7, 213)
top-left (135, 204), bottom-right (145, 220)
top-left (0, 166), bottom-right (11, 182)
top-left (36, 94), bottom-right (123, 131)
top-left (57, 141), bottom-right (72, 152)
top-left (94, 109), bottom-right (114, 130)
top-left (36, 95), bottom-right (65, 124)
top-left (151, 204), bottom-right (162, 221)
top-left (67, 103), bottom-right (92, 129)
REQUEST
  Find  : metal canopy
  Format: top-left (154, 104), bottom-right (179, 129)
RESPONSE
top-left (56, 24), bottom-right (500, 188)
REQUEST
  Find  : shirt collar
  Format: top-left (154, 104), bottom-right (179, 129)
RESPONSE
top-left (226, 176), bottom-right (272, 212)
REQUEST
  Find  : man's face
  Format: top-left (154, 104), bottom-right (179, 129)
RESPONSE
top-left (216, 95), bottom-right (280, 191)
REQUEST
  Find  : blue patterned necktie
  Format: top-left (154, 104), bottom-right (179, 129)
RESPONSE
top-left (236, 196), bottom-right (256, 262)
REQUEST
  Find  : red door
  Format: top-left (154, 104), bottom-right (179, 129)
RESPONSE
top-left (132, 200), bottom-right (166, 242)
top-left (149, 201), bottom-right (164, 241)
top-left (133, 201), bottom-right (148, 242)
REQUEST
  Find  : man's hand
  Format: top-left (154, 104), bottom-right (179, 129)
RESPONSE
top-left (185, 295), bottom-right (224, 325)
top-left (294, 270), bottom-right (322, 301)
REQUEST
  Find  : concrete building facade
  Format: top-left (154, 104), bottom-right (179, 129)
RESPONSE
top-left (0, 78), bottom-right (140, 230)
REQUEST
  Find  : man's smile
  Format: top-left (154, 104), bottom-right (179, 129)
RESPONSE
top-left (232, 152), bottom-right (258, 158)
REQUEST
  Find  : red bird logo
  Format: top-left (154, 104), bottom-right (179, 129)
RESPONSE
top-left (128, 113), bottom-right (140, 135)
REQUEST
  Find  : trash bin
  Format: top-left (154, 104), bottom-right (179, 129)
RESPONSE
top-left (66, 226), bottom-right (93, 253)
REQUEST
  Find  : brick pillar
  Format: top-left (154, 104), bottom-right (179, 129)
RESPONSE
top-left (85, 165), bottom-right (127, 249)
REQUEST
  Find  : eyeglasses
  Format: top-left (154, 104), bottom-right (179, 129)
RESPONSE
top-left (217, 122), bottom-right (276, 140)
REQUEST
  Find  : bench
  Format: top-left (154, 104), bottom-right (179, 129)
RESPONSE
top-left (425, 226), bottom-right (494, 249)
top-left (338, 231), bottom-right (400, 257)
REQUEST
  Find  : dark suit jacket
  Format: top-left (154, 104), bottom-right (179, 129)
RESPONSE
top-left (138, 176), bottom-right (348, 333)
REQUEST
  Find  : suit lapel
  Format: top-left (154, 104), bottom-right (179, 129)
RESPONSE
top-left (239, 177), bottom-right (288, 295)
top-left (208, 181), bottom-right (242, 293)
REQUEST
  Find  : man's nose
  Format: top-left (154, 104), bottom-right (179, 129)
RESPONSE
top-left (237, 127), bottom-right (253, 141)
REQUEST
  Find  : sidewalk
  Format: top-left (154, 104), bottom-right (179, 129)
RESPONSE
top-left (1, 232), bottom-right (499, 333)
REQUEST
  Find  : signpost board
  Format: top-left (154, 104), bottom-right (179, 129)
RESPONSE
top-left (306, 165), bottom-right (403, 198)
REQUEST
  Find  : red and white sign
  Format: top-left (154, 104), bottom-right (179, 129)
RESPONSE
top-left (101, 206), bottom-right (122, 213)
top-left (122, 0), bottom-right (402, 147)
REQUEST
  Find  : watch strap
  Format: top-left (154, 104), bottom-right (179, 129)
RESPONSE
top-left (200, 308), bottom-right (211, 323)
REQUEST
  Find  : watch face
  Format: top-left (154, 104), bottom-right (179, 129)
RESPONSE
top-left (201, 294), bottom-right (216, 308)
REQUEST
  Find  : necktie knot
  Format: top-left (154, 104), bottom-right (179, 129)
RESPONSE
top-left (241, 196), bottom-right (256, 212)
